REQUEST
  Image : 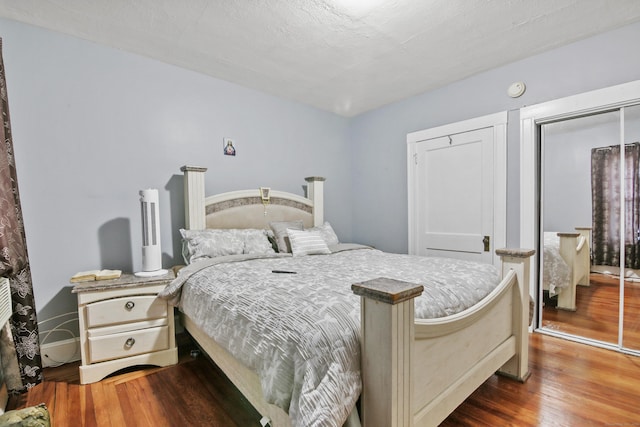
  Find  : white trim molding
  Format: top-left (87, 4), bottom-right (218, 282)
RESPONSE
top-left (41, 337), bottom-right (81, 368)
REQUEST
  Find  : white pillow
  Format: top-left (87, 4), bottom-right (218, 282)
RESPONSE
top-left (307, 222), bottom-right (339, 246)
top-left (287, 228), bottom-right (331, 257)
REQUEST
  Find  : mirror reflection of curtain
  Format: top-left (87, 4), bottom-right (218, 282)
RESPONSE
top-left (591, 142), bottom-right (640, 269)
top-left (0, 39), bottom-right (43, 392)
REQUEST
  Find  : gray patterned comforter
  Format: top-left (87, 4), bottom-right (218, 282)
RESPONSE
top-left (158, 245), bottom-right (500, 427)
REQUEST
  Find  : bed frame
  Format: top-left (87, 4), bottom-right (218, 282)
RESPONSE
top-left (549, 228), bottom-right (591, 311)
top-left (179, 165), bottom-right (533, 427)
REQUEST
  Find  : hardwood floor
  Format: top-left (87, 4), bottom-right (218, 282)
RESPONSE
top-left (7, 333), bottom-right (639, 426)
top-left (542, 272), bottom-right (640, 349)
top-left (6, 342), bottom-right (262, 427)
top-left (442, 333), bottom-right (640, 426)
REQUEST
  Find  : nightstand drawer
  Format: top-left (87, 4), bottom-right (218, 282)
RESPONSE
top-left (86, 295), bottom-right (167, 328)
top-left (88, 325), bottom-right (169, 363)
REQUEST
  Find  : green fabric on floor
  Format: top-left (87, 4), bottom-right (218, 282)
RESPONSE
top-left (0, 404), bottom-right (50, 427)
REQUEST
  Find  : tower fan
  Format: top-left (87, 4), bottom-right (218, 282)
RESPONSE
top-left (135, 189), bottom-right (168, 277)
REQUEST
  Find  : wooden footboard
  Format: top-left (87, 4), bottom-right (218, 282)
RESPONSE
top-left (574, 227), bottom-right (591, 287)
top-left (352, 249), bottom-right (533, 427)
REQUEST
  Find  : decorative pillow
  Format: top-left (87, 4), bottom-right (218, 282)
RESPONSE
top-left (242, 229), bottom-right (276, 255)
top-left (307, 221), bottom-right (339, 246)
top-left (287, 228), bottom-right (331, 257)
top-left (180, 229), bottom-right (244, 264)
top-left (269, 220), bottom-right (303, 253)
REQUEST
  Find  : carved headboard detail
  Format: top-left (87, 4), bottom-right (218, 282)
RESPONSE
top-left (180, 166), bottom-right (325, 230)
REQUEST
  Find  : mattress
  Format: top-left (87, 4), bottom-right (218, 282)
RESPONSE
top-left (159, 244), bottom-right (501, 427)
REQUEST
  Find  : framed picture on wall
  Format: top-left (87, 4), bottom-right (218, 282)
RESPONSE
top-left (223, 137), bottom-right (236, 156)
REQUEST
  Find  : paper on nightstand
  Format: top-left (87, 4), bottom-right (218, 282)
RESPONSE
top-left (70, 269), bottom-right (122, 283)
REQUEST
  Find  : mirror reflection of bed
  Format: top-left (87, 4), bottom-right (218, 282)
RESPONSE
top-left (540, 106), bottom-right (640, 352)
top-left (542, 228), bottom-right (591, 312)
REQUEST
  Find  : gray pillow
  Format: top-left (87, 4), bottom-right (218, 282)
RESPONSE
top-left (242, 229), bottom-right (276, 255)
top-left (269, 220), bottom-right (303, 253)
top-left (180, 228), bottom-right (275, 263)
top-left (307, 222), bottom-right (340, 246)
top-left (180, 229), bottom-right (244, 264)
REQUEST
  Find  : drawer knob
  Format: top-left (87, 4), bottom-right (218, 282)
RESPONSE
top-left (124, 301), bottom-right (135, 310)
top-left (125, 337), bottom-right (135, 348)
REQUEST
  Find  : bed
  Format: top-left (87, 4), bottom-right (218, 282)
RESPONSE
top-left (543, 228), bottom-right (591, 311)
top-left (160, 165), bottom-right (533, 427)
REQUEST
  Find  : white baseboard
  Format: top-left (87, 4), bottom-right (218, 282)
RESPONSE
top-left (592, 265), bottom-right (640, 281)
top-left (41, 337), bottom-right (81, 368)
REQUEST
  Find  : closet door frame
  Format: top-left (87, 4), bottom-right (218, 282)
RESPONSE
top-left (520, 79), bottom-right (640, 354)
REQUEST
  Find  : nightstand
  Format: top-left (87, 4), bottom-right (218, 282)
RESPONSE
top-left (72, 272), bottom-right (178, 384)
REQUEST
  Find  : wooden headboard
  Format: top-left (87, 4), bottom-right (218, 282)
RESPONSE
top-left (181, 165), bottom-right (325, 230)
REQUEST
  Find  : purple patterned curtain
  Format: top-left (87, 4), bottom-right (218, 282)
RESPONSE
top-left (591, 142), bottom-right (640, 269)
top-left (0, 38), bottom-right (43, 392)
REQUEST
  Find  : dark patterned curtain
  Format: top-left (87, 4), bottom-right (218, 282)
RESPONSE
top-left (591, 142), bottom-right (640, 269)
top-left (0, 38), bottom-right (43, 392)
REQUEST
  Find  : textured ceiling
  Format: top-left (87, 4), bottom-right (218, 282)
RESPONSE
top-left (1, 0), bottom-right (640, 116)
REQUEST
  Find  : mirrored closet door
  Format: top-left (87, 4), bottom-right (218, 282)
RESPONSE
top-left (623, 104), bottom-right (640, 352)
top-left (540, 105), bottom-right (640, 353)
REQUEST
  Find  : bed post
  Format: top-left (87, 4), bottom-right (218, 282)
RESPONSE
top-left (305, 176), bottom-right (325, 226)
top-left (352, 277), bottom-right (424, 427)
top-left (575, 226), bottom-right (592, 286)
top-left (557, 232), bottom-right (580, 311)
top-left (181, 165), bottom-right (208, 230)
top-left (495, 248), bottom-right (535, 382)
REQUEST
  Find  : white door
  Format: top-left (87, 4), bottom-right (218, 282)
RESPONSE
top-left (412, 127), bottom-right (495, 264)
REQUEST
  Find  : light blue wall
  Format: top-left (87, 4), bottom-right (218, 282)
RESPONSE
top-left (543, 107), bottom-right (640, 232)
top-left (349, 22), bottom-right (640, 254)
top-left (542, 114), bottom-right (618, 232)
top-left (0, 18), bottom-right (352, 343)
